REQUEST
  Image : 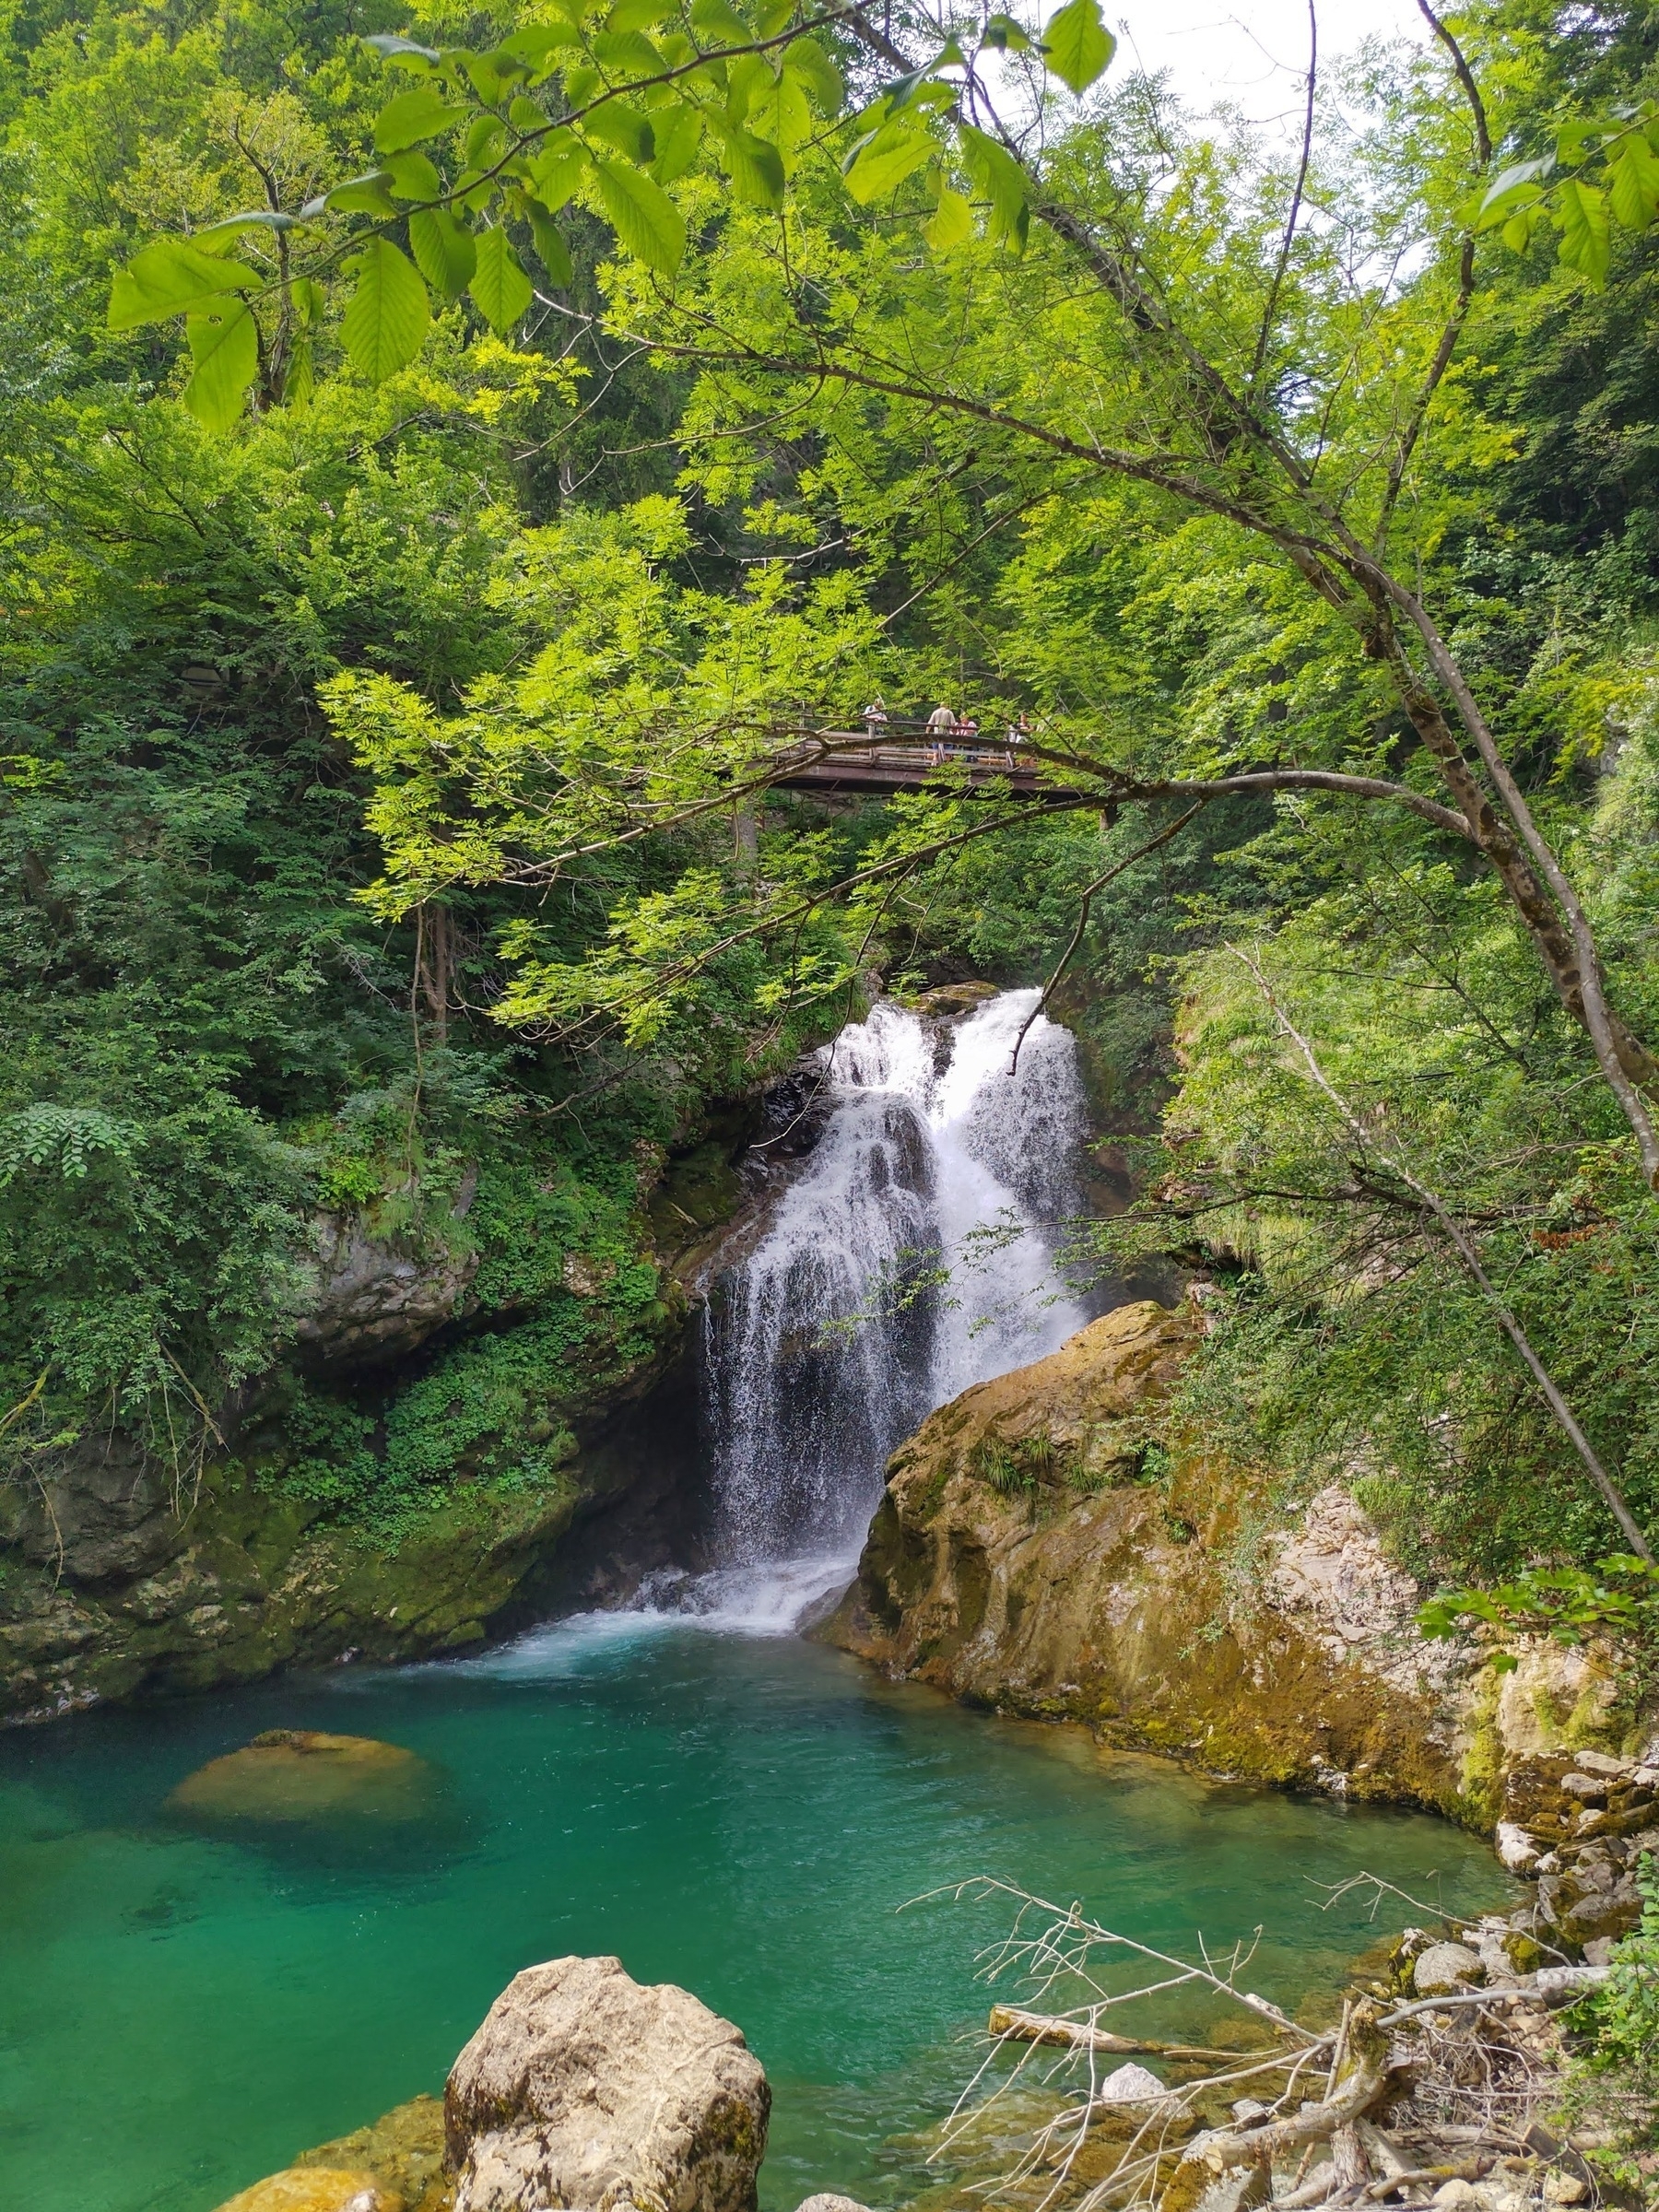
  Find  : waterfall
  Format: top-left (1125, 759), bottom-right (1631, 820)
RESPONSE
top-left (700, 989), bottom-right (1091, 1587)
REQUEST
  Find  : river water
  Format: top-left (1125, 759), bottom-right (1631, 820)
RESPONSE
top-left (0, 995), bottom-right (1513, 2210)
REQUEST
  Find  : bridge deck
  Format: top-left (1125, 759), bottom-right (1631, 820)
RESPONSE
top-left (773, 734), bottom-right (1058, 797)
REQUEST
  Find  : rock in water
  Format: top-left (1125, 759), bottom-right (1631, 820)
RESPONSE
top-left (168, 1731), bottom-right (432, 1826)
top-left (213, 2167), bottom-right (400, 2212)
top-left (1412, 1942), bottom-right (1484, 1996)
top-left (1098, 2063), bottom-right (1168, 2103)
top-left (445, 1954), bottom-right (770, 2212)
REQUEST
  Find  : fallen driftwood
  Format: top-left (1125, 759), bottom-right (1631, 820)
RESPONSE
top-left (1159, 2006), bottom-right (1393, 2212)
top-left (987, 2005), bottom-right (1261, 2064)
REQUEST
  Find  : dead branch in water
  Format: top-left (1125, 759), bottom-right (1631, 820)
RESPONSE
top-left (918, 1877), bottom-right (1581, 2212)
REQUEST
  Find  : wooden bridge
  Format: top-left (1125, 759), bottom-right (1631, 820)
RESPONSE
top-left (771, 729), bottom-right (1058, 799)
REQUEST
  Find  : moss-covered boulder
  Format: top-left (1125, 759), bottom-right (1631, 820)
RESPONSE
top-left (169, 1731), bottom-right (434, 1827)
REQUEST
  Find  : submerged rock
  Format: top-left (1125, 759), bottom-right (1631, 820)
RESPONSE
top-left (214, 2168), bottom-right (401, 2212)
top-left (169, 1731), bottom-right (433, 1825)
top-left (444, 1953), bottom-right (770, 2212)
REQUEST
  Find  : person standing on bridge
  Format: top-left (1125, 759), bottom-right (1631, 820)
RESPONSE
top-left (924, 700), bottom-right (958, 765)
top-left (862, 696), bottom-right (888, 737)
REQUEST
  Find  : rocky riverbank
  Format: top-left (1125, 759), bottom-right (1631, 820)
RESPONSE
top-left (820, 1300), bottom-right (1650, 1829)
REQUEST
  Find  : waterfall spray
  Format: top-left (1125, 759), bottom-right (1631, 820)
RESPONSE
top-left (702, 990), bottom-right (1091, 1587)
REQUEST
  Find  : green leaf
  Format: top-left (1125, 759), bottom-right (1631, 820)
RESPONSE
top-left (291, 276), bottom-right (326, 325)
top-left (384, 148), bottom-right (443, 200)
top-left (982, 14), bottom-right (1030, 51)
top-left (608, 0), bottom-right (668, 26)
top-left (1609, 133), bottom-right (1659, 229)
top-left (528, 208), bottom-right (573, 287)
top-left (324, 171), bottom-right (398, 216)
top-left (923, 182), bottom-right (973, 251)
top-left (710, 117), bottom-right (786, 206)
top-left (959, 122), bottom-right (1029, 247)
top-left (500, 19), bottom-right (586, 67)
top-left (375, 88), bottom-right (470, 152)
top-left (465, 114), bottom-right (509, 167)
top-left (340, 236), bottom-right (431, 381)
top-left (1557, 177), bottom-right (1611, 285)
top-left (592, 29), bottom-right (665, 74)
top-left (1501, 209), bottom-right (1535, 253)
top-left (182, 300), bottom-right (259, 429)
top-left (108, 237), bottom-right (261, 330)
top-left (283, 333), bottom-right (314, 406)
top-left (725, 52), bottom-right (772, 124)
top-left (408, 206), bottom-right (478, 298)
top-left (651, 102), bottom-right (705, 183)
top-left (781, 34), bottom-right (842, 112)
top-left (1041, 0), bottom-right (1113, 92)
top-left (469, 225), bottom-right (535, 333)
top-left (690, 0), bottom-right (751, 39)
top-left (585, 100), bottom-right (656, 161)
top-left (363, 32), bottom-right (441, 62)
top-left (1475, 156), bottom-right (1551, 230)
top-left (842, 121), bottom-right (935, 204)
top-left (594, 158), bottom-right (687, 271)
top-left (531, 132), bottom-right (591, 210)
top-left (195, 210), bottom-right (302, 241)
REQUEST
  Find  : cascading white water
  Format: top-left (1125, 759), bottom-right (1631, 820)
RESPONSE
top-left (700, 989), bottom-right (1091, 1593)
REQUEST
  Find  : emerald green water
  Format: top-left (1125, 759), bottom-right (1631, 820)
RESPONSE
top-left (0, 1615), bottom-right (1509, 2212)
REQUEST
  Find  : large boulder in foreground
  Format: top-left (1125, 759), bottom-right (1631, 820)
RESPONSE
top-left (444, 1955), bottom-right (770, 2212)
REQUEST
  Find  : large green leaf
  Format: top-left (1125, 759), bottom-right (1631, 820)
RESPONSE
top-left (340, 237), bottom-right (432, 381)
top-left (409, 206), bottom-right (478, 298)
top-left (586, 101), bottom-right (656, 162)
top-left (532, 132), bottom-right (591, 211)
top-left (651, 103), bottom-right (705, 184)
top-left (108, 238), bottom-right (261, 330)
top-left (384, 148), bottom-right (443, 201)
top-left (374, 86), bottom-right (469, 152)
top-left (324, 171), bottom-right (398, 217)
top-left (594, 159), bottom-right (687, 272)
top-left (959, 123), bottom-right (1030, 247)
top-left (781, 34), bottom-right (842, 112)
top-left (1041, 0), bottom-right (1114, 93)
top-left (469, 226), bottom-right (535, 333)
top-left (842, 122), bottom-right (935, 205)
top-left (922, 182), bottom-right (973, 252)
top-left (182, 300), bottom-right (259, 429)
top-left (690, 0), bottom-right (751, 43)
top-left (1556, 177), bottom-right (1611, 284)
top-left (711, 118), bottom-right (786, 207)
top-left (1609, 134), bottom-right (1659, 230)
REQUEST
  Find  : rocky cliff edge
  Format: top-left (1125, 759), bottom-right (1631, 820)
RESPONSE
top-left (820, 1300), bottom-right (1647, 1823)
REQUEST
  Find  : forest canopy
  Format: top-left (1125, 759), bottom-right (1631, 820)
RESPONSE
top-left (5, 0), bottom-right (1659, 1590)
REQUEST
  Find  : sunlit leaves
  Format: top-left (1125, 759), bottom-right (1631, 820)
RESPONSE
top-left (1608, 134), bottom-right (1659, 231)
top-left (922, 182), bottom-right (973, 253)
top-left (651, 105), bottom-right (705, 184)
top-left (1556, 178), bottom-right (1611, 285)
top-left (781, 34), bottom-right (841, 112)
top-left (374, 86), bottom-right (469, 153)
top-left (1041, 0), bottom-right (1114, 93)
top-left (842, 121), bottom-right (935, 204)
top-left (711, 118), bottom-right (786, 207)
top-left (531, 132), bottom-right (590, 211)
top-left (108, 238), bottom-right (261, 329)
top-left (182, 300), bottom-right (259, 428)
top-left (594, 159), bottom-right (687, 271)
top-left (959, 124), bottom-right (1030, 247)
top-left (528, 209), bottom-right (573, 287)
top-left (469, 226), bottom-right (535, 334)
top-left (409, 206), bottom-right (478, 298)
top-left (340, 237), bottom-right (431, 381)
top-left (585, 100), bottom-right (656, 162)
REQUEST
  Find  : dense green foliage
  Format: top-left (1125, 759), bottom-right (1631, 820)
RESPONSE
top-left (6, 0), bottom-right (1659, 1608)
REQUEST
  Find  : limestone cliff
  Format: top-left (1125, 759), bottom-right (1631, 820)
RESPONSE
top-left (821, 1300), bottom-right (1639, 1821)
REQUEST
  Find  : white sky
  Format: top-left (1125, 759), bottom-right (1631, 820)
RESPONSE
top-left (1108, 0), bottom-right (1430, 127)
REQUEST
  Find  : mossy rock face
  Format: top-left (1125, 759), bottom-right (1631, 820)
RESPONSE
top-left (169, 1732), bottom-right (435, 1828)
top-left (297, 2095), bottom-right (452, 2212)
top-left (818, 1301), bottom-right (1484, 1817)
